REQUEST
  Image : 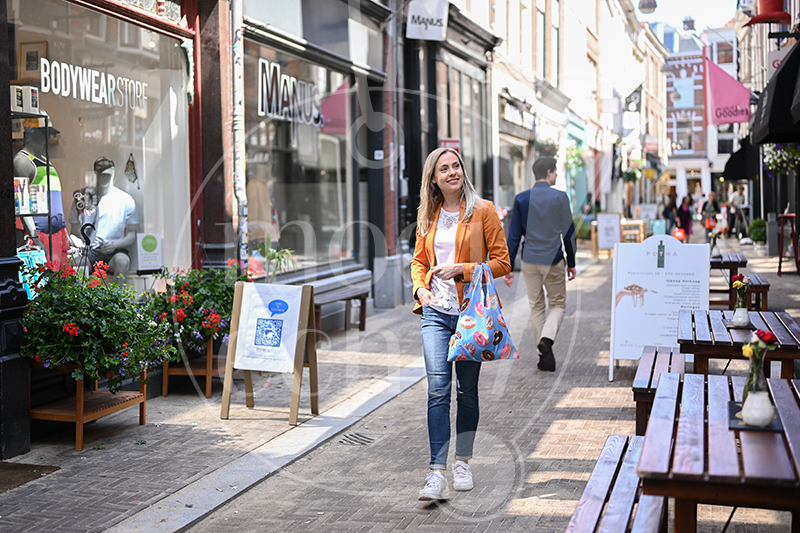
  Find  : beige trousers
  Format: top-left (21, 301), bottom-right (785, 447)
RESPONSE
top-left (521, 260), bottom-right (567, 346)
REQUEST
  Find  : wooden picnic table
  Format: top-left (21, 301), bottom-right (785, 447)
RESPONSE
top-left (709, 252), bottom-right (747, 308)
top-left (637, 373), bottom-right (800, 532)
top-left (678, 309), bottom-right (800, 378)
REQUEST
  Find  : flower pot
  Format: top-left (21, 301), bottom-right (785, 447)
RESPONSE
top-left (754, 242), bottom-right (768, 257)
top-left (733, 307), bottom-right (750, 327)
top-left (741, 391), bottom-right (775, 427)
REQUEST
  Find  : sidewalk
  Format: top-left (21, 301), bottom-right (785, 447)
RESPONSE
top-left (1, 237), bottom-right (795, 532)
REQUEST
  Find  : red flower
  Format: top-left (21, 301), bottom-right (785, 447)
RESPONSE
top-left (755, 329), bottom-right (778, 343)
top-left (227, 259), bottom-right (238, 267)
top-left (169, 294), bottom-right (180, 304)
top-left (61, 322), bottom-right (80, 337)
top-left (175, 308), bottom-right (187, 322)
top-left (731, 273), bottom-right (744, 283)
top-left (44, 260), bottom-right (57, 271)
top-left (93, 261), bottom-right (109, 279)
top-left (87, 278), bottom-right (102, 288)
top-left (61, 264), bottom-right (77, 278)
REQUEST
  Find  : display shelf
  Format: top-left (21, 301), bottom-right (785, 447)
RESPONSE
top-left (29, 363), bottom-right (146, 451)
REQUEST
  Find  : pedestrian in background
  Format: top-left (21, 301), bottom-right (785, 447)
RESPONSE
top-left (728, 185), bottom-right (746, 238)
top-left (663, 192), bottom-right (678, 234)
top-left (702, 191), bottom-right (721, 243)
top-left (503, 156), bottom-right (576, 372)
top-left (677, 196), bottom-right (694, 243)
top-left (410, 147), bottom-right (511, 501)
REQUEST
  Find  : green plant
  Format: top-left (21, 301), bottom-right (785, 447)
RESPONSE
top-left (255, 235), bottom-right (297, 283)
top-left (574, 215), bottom-right (592, 240)
top-left (749, 218), bottom-right (767, 243)
top-left (762, 143), bottom-right (800, 178)
top-left (145, 261), bottom-right (249, 354)
top-left (534, 139), bottom-right (559, 158)
top-left (565, 145), bottom-right (590, 172)
top-left (21, 261), bottom-right (175, 392)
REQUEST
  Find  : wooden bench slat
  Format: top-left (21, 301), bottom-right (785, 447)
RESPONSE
top-left (314, 287), bottom-right (369, 306)
top-left (770, 379), bottom-right (800, 481)
top-left (736, 252), bottom-right (748, 264)
top-left (631, 494), bottom-right (666, 533)
top-left (776, 311), bottom-right (800, 345)
top-left (760, 312), bottom-right (799, 348)
top-left (709, 311), bottom-right (732, 345)
top-left (639, 373), bottom-right (680, 478)
top-left (672, 374), bottom-right (705, 479)
top-left (707, 375), bottom-right (740, 480)
top-left (740, 431), bottom-right (796, 484)
top-left (669, 348), bottom-right (685, 375)
top-left (749, 311), bottom-right (770, 332)
top-left (693, 310), bottom-right (713, 344)
top-left (678, 310), bottom-right (695, 344)
top-left (597, 436), bottom-right (644, 533)
top-left (565, 434), bottom-right (628, 533)
top-left (732, 375), bottom-right (746, 403)
top-left (726, 311), bottom-right (752, 344)
top-left (633, 346), bottom-right (657, 392)
top-left (651, 351), bottom-right (671, 391)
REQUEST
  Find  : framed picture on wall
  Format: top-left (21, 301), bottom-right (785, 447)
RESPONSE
top-left (18, 41), bottom-right (47, 81)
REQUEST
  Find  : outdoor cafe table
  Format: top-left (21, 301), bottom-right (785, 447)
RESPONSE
top-left (637, 373), bottom-right (800, 532)
top-left (709, 252), bottom-right (747, 308)
top-left (678, 309), bottom-right (800, 378)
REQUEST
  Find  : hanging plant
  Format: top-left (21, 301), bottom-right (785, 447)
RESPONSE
top-left (622, 165), bottom-right (642, 183)
top-left (763, 143), bottom-right (800, 178)
top-left (534, 139), bottom-right (559, 158)
top-left (566, 146), bottom-right (591, 172)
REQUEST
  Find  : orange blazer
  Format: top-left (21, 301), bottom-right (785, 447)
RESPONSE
top-left (410, 200), bottom-right (511, 315)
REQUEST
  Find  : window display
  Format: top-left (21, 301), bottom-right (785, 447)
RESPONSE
top-left (8, 0), bottom-right (192, 277)
top-left (244, 41), bottom-right (354, 269)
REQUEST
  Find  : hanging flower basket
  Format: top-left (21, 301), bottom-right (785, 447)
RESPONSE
top-left (566, 146), bottom-right (591, 172)
top-left (535, 139), bottom-right (559, 158)
top-left (762, 143), bottom-right (800, 178)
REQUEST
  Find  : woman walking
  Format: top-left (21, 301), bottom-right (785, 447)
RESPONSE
top-left (410, 147), bottom-right (511, 501)
top-left (677, 196), bottom-right (694, 243)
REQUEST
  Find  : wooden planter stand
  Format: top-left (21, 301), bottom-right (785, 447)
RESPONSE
top-left (162, 338), bottom-right (224, 398)
top-left (29, 364), bottom-right (146, 451)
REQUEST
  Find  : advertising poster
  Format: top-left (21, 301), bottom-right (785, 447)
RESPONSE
top-left (609, 235), bottom-right (709, 380)
top-left (234, 283), bottom-right (304, 373)
top-left (597, 213), bottom-right (621, 250)
top-left (136, 233), bottom-right (162, 271)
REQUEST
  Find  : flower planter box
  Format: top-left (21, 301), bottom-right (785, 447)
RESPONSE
top-left (29, 363), bottom-right (146, 451)
top-left (162, 338), bottom-right (223, 398)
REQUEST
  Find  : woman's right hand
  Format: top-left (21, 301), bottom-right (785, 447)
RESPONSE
top-left (416, 287), bottom-right (437, 307)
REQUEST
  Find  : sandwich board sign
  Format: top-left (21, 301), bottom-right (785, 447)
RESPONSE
top-left (597, 213), bottom-right (622, 250)
top-left (220, 282), bottom-right (319, 425)
top-left (609, 235), bottom-right (709, 381)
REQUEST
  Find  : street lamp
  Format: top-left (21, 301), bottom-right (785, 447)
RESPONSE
top-left (638, 0), bottom-right (657, 14)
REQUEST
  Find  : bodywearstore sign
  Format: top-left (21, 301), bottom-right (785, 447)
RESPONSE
top-left (39, 58), bottom-right (148, 111)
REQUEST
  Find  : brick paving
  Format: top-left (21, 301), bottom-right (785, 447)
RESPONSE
top-left (1, 236), bottom-right (796, 532)
top-left (187, 238), bottom-right (794, 533)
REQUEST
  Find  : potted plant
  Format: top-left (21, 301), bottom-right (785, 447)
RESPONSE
top-left (255, 235), bottom-right (297, 283)
top-left (750, 218), bottom-right (768, 256)
top-left (146, 260), bottom-right (251, 397)
top-left (22, 260), bottom-right (174, 391)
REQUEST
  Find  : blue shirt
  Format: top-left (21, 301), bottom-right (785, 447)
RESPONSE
top-left (507, 180), bottom-right (576, 268)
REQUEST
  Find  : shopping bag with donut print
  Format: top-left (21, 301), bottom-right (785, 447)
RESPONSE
top-left (447, 262), bottom-right (518, 363)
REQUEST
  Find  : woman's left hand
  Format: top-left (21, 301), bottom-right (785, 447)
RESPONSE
top-left (431, 263), bottom-right (464, 281)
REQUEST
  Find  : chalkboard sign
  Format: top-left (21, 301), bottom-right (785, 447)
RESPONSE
top-left (220, 282), bottom-right (319, 425)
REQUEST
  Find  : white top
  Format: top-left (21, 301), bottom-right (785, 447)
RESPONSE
top-left (429, 208), bottom-right (460, 316)
top-left (70, 185), bottom-right (139, 247)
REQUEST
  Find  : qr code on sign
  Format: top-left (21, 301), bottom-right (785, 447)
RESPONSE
top-left (254, 318), bottom-right (283, 347)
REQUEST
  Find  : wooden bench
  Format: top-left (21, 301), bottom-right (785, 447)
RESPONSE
top-left (745, 272), bottom-right (770, 311)
top-left (162, 338), bottom-right (222, 398)
top-left (314, 285), bottom-right (369, 341)
top-left (632, 346), bottom-right (686, 436)
top-left (566, 434), bottom-right (667, 533)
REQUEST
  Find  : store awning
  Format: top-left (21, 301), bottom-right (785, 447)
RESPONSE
top-left (751, 42), bottom-right (800, 144)
top-left (722, 138), bottom-right (759, 180)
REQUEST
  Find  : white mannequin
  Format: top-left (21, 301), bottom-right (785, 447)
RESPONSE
top-left (69, 159), bottom-right (138, 284)
top-left (13, 128), bottom-right (47, 249)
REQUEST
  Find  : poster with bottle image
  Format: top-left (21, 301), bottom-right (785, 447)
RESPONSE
top-left (609, 235), bottom-right (709, 380)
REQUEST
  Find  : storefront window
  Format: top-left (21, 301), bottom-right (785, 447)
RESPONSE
top-left (8, 0), bottom-right (192, 273)
top-left (498, 138), bottom-right (527, 213)
top-left (243, 41), bottom-right (353, 269)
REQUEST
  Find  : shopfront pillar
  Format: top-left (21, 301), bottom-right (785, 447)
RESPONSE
top-left (0, 0), bottom-right (31, 460)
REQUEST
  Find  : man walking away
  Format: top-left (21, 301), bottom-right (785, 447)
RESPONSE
top-left (728, 185), bottom-right (746, 238)
top-left (503, 157), bottom-right (577, 372)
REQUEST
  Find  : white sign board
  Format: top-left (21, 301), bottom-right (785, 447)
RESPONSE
top-left (233, 283), bottom-right (304, 373)
top-left (610, 235), bottom-right (709, 380)
top-left (597, 213), bottom-right (621, 250)
top-left (405, 0), bottom-right (449, 41)
top-left (135, 233), bottom-right (162, 271)
top-left (769, 47), bottom-right (791, 78)
top-left (638, 204), bottom-right (658, 221)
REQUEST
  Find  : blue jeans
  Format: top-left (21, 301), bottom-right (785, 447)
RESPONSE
top-left (420, 306), bottom-right (481, 470)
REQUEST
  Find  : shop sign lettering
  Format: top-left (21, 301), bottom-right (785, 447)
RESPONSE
top-left (502, 102), bottom-right (534, 130)
top-left (257, 58), bottom-right (323, 147)
top-left (39, 58), bottom-right (148, 111)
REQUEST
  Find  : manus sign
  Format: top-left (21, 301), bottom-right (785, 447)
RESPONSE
top-left (406, 0), bottom-right (449, 41)
top-left (257, 58), bottom-right (323, 147)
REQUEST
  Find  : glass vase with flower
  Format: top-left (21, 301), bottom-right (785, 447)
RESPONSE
top-left (740, 329), bottom-right (778, 426)
top-left (731, 274), bottom-right (751, 327)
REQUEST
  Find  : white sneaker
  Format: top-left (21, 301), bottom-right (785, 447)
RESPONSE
top-left (453, 460), bottom-right (474, 491)
top-left (418, 471), bottom-right (450, 501)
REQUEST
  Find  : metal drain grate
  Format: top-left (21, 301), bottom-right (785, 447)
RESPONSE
top-left (339, 433), bottom-right (375, 446)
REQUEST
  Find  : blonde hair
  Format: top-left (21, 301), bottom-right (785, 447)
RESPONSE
top-left (417, 147), bottom-right (483, 236)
